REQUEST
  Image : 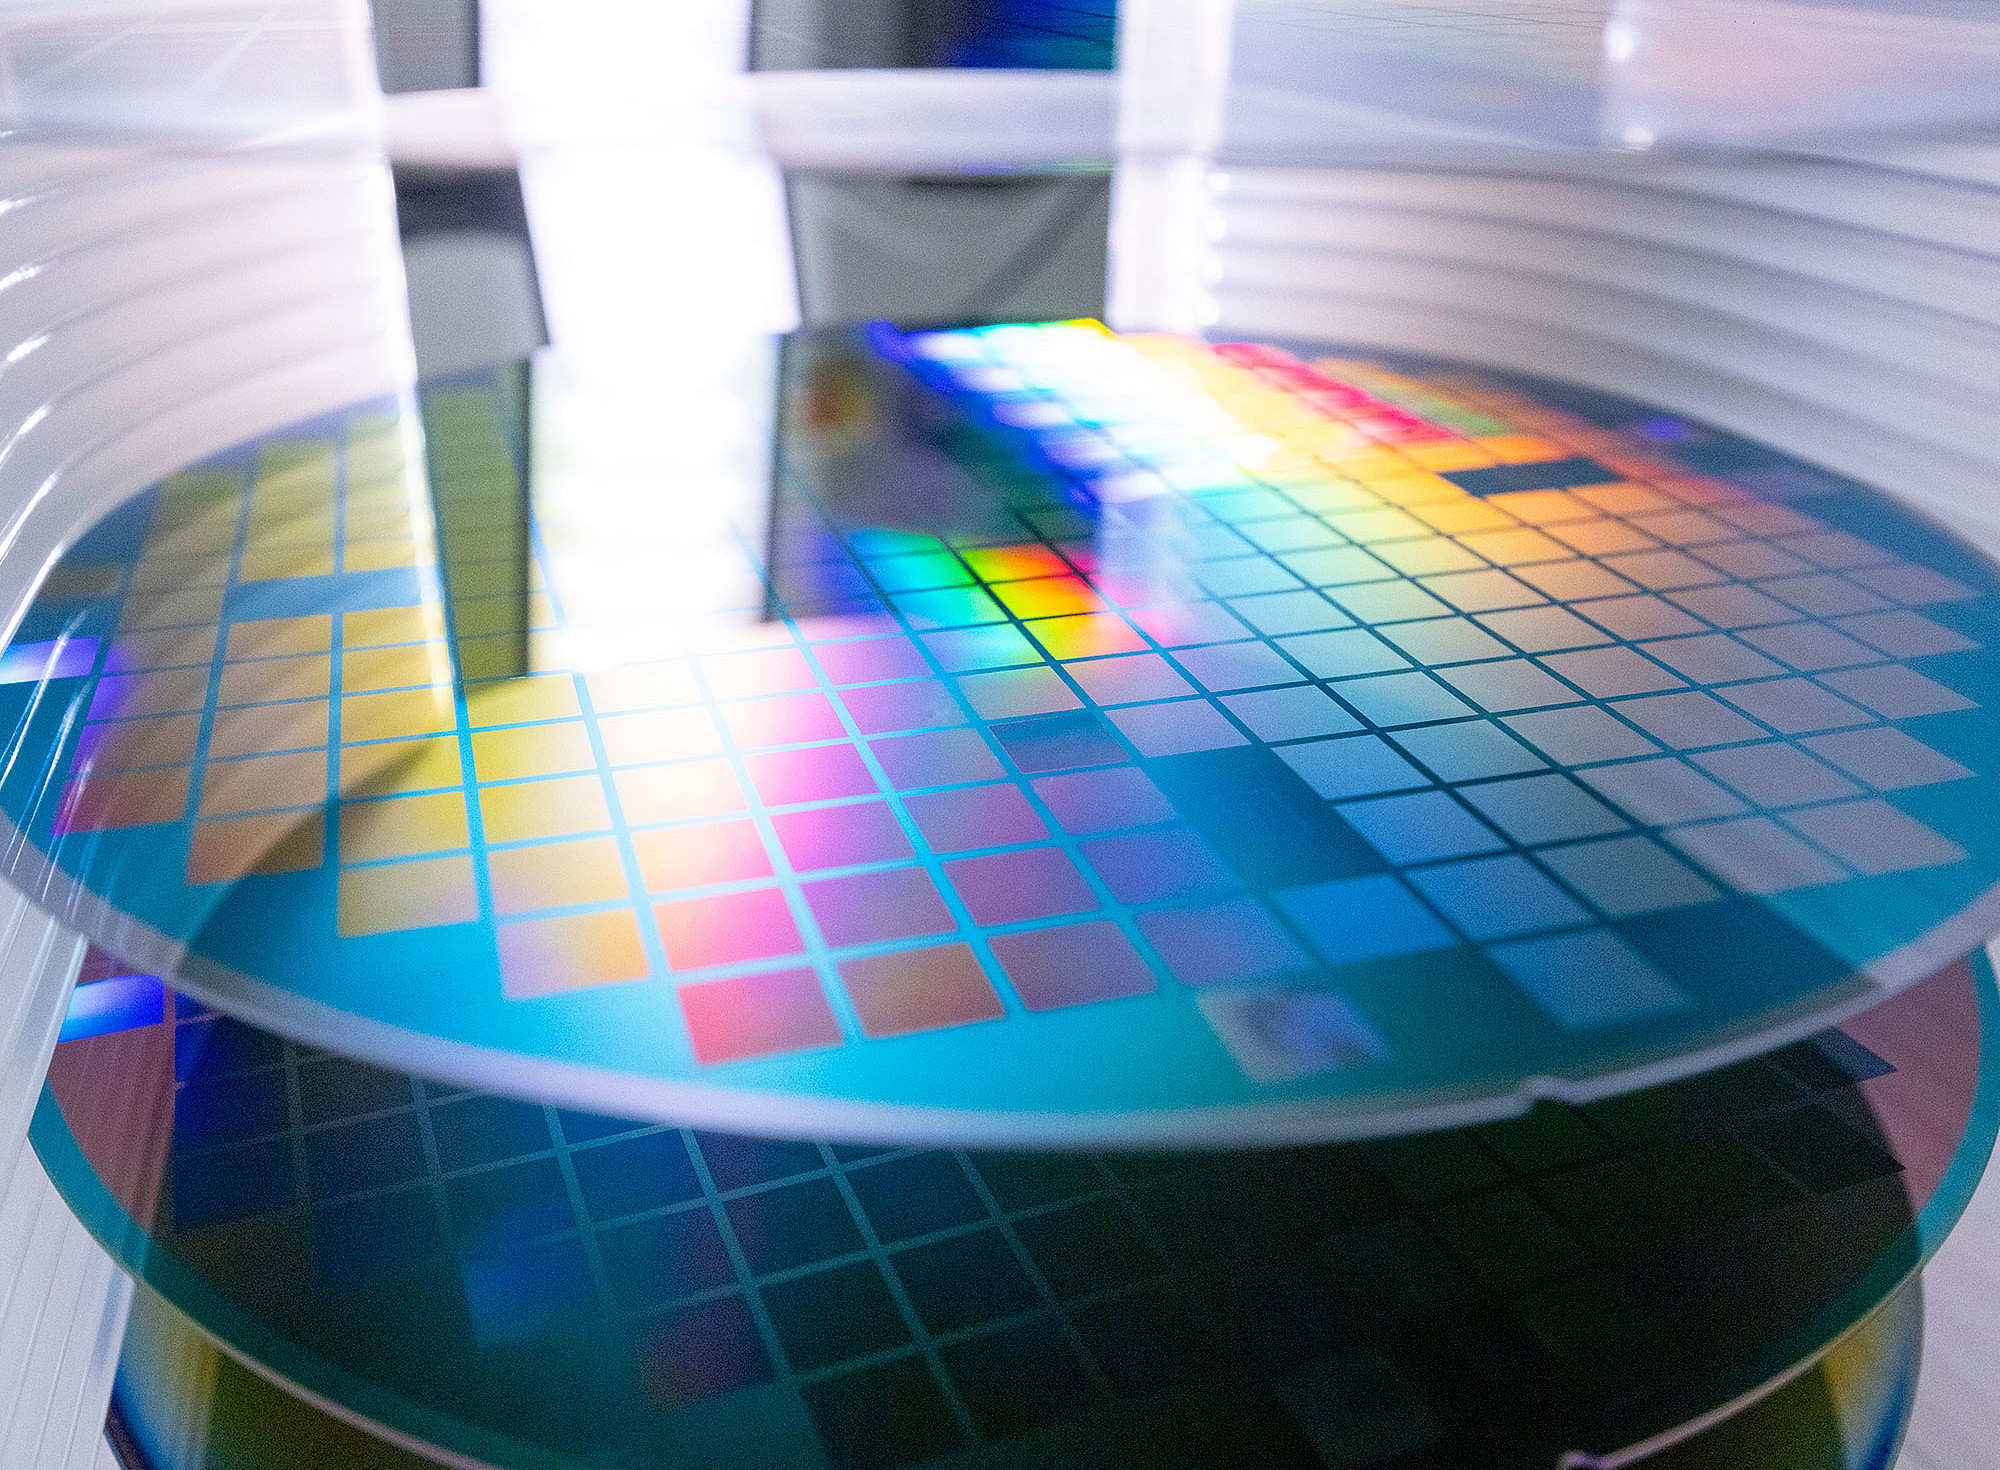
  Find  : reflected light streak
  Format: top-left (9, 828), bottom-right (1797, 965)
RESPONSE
top-left (477, 0), bottom-right (800, 672)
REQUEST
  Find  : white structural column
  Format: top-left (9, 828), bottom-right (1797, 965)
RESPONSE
top-left (0, 4), bottom-right (416, 1464)
top-left (1107, 0), bottom-right (1237, 331)
top-left (0, 1140), bottom-right (130, 1470)
top-left (0, 875), bottom-right (105, 1470)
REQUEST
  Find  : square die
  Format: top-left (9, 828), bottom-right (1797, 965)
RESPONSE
top-left (988, 922), bottom-right (1157, 1010)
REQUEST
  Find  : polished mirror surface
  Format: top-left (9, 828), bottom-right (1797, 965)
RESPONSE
top-left (7, 329), bottom-right (2000, 1141)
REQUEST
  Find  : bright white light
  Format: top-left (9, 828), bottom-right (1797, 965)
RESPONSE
top-left (1604, 18), bottom-right (1642, 64)
top-left (1108, 0), bottom-right (1239, 332)
top-left (474, 0), bottom-right (798, 671)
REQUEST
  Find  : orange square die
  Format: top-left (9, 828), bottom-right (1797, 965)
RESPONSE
top-left (337, 855), bottom-right (478, 936)
top-left (225, 615), bottom-right (333, 660)
top-left (487, 837), bottom-right (631, 916)
top-left (471, 721), bottom-right (596, 781)
top-left (207, 700), bottom-right (331, 759)
top-left (55, 767), bottom-right (190, 832)
top-left (479, 775), bottom-right (612, 842)
top-left (74, 714), bottom-right (203, 772)
top-left (839, 943), bottom-right (1004, 1039)
top-left (196, 750), bottom-right (327, 817)
top-left (186, 810), bottom-right (326, 885)
top-left (341, 643), bottom-right (438, 693)
top-left (656, 888), bottom-right (803, 971)
top-left (616, 759), bottom-right (747, 826)
top-left (337, 791), bottom-right (470, 863)
top-left (633, 820), bottom-right (772, 893)
top-left (678, 968), bottom-right (842, 1064)
top-left (498, 909), bottom-right (651, 999)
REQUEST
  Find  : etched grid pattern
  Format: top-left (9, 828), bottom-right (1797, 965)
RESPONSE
top-left (126, 978), bottom-right (1908, 1470)
top-left (17, 325), bottom-right (1994, 1097)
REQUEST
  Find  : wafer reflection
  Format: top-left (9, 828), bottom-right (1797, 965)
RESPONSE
top-left (47, 947), bottom-right (1979, 1470)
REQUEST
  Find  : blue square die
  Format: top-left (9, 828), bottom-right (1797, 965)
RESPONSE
top-left (1274, 875), bottom-right (1456, 965)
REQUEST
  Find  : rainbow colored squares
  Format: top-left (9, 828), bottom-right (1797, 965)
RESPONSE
top-left (5, 323), bottom-right (2000, 1142)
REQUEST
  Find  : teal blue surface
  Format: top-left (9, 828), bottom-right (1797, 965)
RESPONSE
top-left (6, 333), bottom-right (2000, 1142)
top-left (43, 954), bottom-right (1997, 1470)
